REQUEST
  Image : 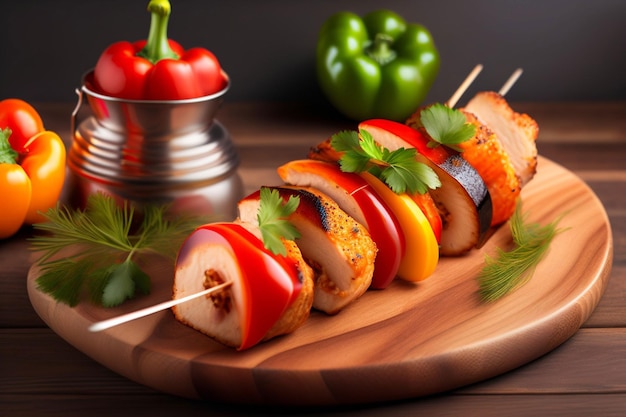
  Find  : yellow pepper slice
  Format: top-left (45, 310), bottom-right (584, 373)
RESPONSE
top-left (361, 172), bottom-right (439, 282)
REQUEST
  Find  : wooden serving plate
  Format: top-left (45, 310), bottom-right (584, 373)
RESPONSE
top-left (27, 156), bottom-right (613, 406)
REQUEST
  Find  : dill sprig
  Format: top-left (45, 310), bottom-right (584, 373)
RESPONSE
top-left (31, 193), bottom-right (207, 307)
top-left (478, 201), bottom-right (567, 302)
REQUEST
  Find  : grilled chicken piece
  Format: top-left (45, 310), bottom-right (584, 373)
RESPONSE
top-left (457, 110), bottom-right (521, 226)
top-left (464, 91), bottom-right (539, 186)
top-left (238, 186), bottom-right (376, 314)
top-left (308, 137), bottom-right (342, 162)
top-left (277, 159), bottom-right (405, 289)
top-left (264, 236), bottom-right (315, 341)
top-left (173, 221), bottom-right (314, 350)
top-left (407, 108), bottom-right (521, 226)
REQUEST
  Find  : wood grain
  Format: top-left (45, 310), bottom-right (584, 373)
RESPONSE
top-left (25, 157), bottom-right (613, 406)
top-left (4, 392), bottom-right (625, 417)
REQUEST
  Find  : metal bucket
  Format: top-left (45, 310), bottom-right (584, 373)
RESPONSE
top-left (66, 71), bottom-right (243, 220)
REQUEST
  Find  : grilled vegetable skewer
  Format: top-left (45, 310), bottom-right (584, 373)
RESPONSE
top-left (238, 186), bottom-right (376, 314)
top-left (86, 69), bottom-right (540, 352)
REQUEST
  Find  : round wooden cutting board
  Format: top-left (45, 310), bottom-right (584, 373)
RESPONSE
top-left (27, 156), bottom-right (613, 406)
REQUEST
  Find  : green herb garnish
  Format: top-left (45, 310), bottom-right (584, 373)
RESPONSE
top-left (31, 193), bottom-right (206, 307)
top-left (0, 128), bottom-right (19, 164)
top-left (257, 187), bottom-right (301, 256)
top-left (419, 103), bottom-right (476, 152)
top-left (331, 129), bottom-right (440, 195)
top-left (478, 201), bottom-right (567, 302)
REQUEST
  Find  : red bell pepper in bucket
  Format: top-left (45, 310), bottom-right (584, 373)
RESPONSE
top-left (93, 0), bottom-right (227, 100)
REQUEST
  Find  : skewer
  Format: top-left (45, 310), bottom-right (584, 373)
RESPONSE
top-left (446, 64), bottom-right (483, 108)
top-left (88, 66), bottom-right (525, 335)
top-left (499, 68), bottom-right (523, 96)
top-left (88, 281), bottom-right (232, 332)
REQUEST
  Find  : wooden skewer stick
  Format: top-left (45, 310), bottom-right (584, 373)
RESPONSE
top-left (499, 68), bottom-right (523, 96)
top-left (446, 64), bottom-right (484, 108)
top-left (88, 281), bottom-right (232, 332)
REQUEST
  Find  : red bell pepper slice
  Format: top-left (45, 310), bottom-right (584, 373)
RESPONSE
top-left (176, 222), bottom-right (303, 350)
top-left (93, 0), bottom-right (227, 100)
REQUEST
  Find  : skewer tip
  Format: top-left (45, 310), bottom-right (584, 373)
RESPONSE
top-left (87, 282), bottom-right (232, 333)
top-left (499, 68), bottom-right (524, 96)
top-left (446, 64), bottom-right (484, 108)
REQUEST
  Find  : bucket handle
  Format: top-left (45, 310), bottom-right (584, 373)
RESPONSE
top-left (70, 87), bottom-right (85, 138)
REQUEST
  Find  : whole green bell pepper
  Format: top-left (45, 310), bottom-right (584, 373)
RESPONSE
top-left (316, 10), bottom-right (440, 121)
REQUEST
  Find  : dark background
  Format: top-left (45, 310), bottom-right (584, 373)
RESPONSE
top-left (1, 0), bottom-right (625, 107)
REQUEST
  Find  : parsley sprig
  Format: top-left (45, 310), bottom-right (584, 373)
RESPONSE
top-left (31, 193), bottom-right (207, 307)
top-left (331, 129), bottom-right (440, 195)
top-left (478, 201), bottom-right (567, 302)
top-left (257, 187), bottom-right (301, 256)
top-left (418, 103), bottom-right (476, 152)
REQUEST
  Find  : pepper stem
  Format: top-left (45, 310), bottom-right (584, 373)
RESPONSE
top-left (366, 33), bottom-right (397, 66)
top-left (136, 0), bottom-right (179, 63)
top-left (0, 128), bottom-right (19, 165)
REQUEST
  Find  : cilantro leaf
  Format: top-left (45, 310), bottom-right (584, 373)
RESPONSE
top-left (331, 130), bottom-right (372, 173)
top-left (380, 150), bottom-right (441, 194)
top-left (358, 130), bottom-right (385, 161)
top-left (101, 261), bottom-right (136, 307)
top-left (420, 103), bottom-right (476, 151)
top-left (257, 187), bottom-right (301, 256)
top-left (330, 128), bottom-right (440, 195)
top-left (99, 260), bottom-right (150, 307)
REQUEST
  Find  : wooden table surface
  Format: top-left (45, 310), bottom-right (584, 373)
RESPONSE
top-left (1, 101), bottom-right (625, 416)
